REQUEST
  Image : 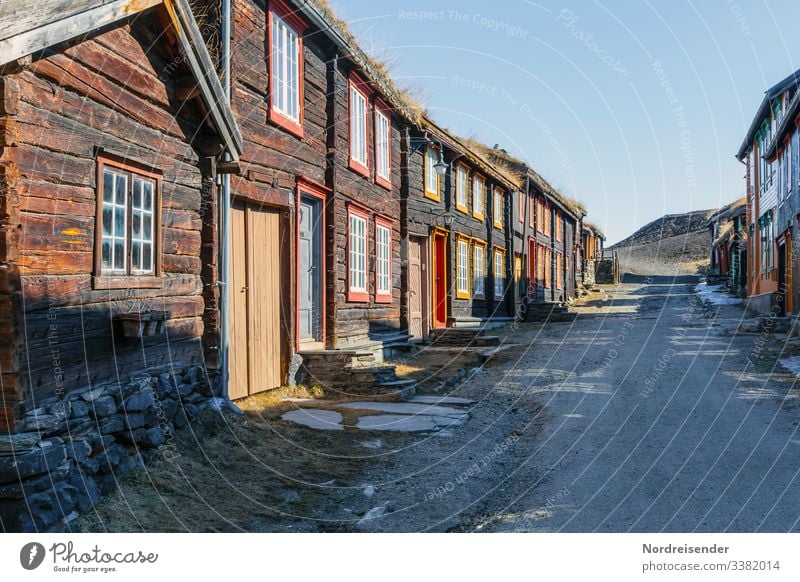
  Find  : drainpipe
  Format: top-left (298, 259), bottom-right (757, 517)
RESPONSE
top-left (219, 0), bottom-right (232, 401)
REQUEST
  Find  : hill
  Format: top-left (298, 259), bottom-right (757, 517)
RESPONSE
top-left (609, 209), bottom-right (717, 276)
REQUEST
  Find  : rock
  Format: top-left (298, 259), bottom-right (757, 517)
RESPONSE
top-left (118, 428), bottom-right (146, 446)
top-left (173, 409), bottom-right (188, 430)
top-left (184, 403), bottom-right (200, 419)
top-left (0, 433), bottom-right (40, 456)
top-left (158, 398), bottom-right (178, 420)
top-left (200, 397), bottom-right (227, 413)
top-left (65, 439), bottom-right (91, 463)
top-left (0, 461), bottom-right (71, 499)
top-left (94, 443), bottom-right (126, 474)
top-left (357, 502), bottom-right (389, 527)
top-left (177, 383), bottom-right (194, 398)
top-left (143, 427), bottom-right (166, 448)
top-left (363, 484), bottom-right (375, 498)
top-left (184, 392), bottom-right (205, 404)
top-left (0, 442), bottom-right (67, 484)
top-left (196, 380), bottom-right (214, 397)
top-left (66, 417), bottom-right (95, 435)
top-left (281, 409), bottom-right (344, 431)
top-left (87, 432), bottom-right (115, 454)
top-left (355, 414), bottom-right (439, 432)
top-left (79, 456), bottom-right (100, 475)
top-left (67, 472), bottom-right (100, 511)
top-left (69, 400), bottom-right (90, 419)
top-left (122, 413), bottom-right (146, 430)
top-left (184, 365), bottom-right (201, 385)
top-left (156, 373), bottom-right (178, 399)
top-left (116, 454), bottom-right (144, 477)
top-left (123, 387), bottom-right (156, 412)
top-left (22, 411), bottom-right (61, 431)
top-left (89, 396), bottom-right (117, 419)
top-left (80, 386), bottom-right (107, 402)
top-left (98, 414), bottom-right (124, 435)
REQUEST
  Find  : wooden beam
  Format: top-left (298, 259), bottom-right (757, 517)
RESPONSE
top-left (0, 0), bottom-right (162, 67)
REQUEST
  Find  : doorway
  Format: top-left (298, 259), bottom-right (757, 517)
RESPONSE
top-left (298, 192), bottom-right (324, 346)
top-left (432, 230), bottom-right (448, 328)
top-left (408, 236), bottom-right (429, 340)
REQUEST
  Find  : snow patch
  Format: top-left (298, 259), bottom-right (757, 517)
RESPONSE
top-left (695, 282), bottom-right (742, 305)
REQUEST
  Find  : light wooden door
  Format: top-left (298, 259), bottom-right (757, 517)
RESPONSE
top-left (229, 202), bottom-right (283, 399)
top-left (408, 237), bottom-right (428, 340)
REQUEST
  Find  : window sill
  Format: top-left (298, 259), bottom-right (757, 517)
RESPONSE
top-left (424, 191), bottom-right (441, 203)
top-left (349, 159), bottom-right (370, 178)
top-left (456, 291), bottom-right (470, 300)
top-left (93, 275), bottom-right (162, 290)
top-left (472, 212), bottom-right (485, 222)
top-left (347, 290), bottom-right (369, 303)
top-left (375, 293), bottom-right (392, 304)
top-left (456, 204), bottom-right (469, 214)
top-left (375, 175), bottom-right (392, 191)
top-left (268, 109), bottom-right (304, 139)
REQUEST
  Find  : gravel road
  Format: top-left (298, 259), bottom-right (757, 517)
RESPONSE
top-left (337, 276), bottom-right (800, 532)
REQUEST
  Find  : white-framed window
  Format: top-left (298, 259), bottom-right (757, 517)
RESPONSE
top-left (271, 13), bottom-right (301, 123)
top-left (494, 249), bottom-right (504, 297)
top-left (493, 187), bottom-right (503, 228)
top-left (130, 177), bottom-right (155, 273)
top-left (456, 238), bottom-right (470, 298)
top-left (376, 221), bottom-right (391, 299)
top-left (473, 175), bottom-right (484, 219)
top-left (375, 107), bottom-right (390, 183)
top-left (456, 165), bottom-right (468, 211)
top-left (350, 82), bottom-right (369, 169)
top-left (424, 145), bottom-right (440, 199)
top-left (101, 168), bottom-right (128, 273)
top-left (473, 244), bottom-right (485, 296)
top-left (348, 210), bottom-right (367, 299)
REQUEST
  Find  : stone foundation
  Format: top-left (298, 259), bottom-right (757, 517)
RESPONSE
top-left (0, 364), bottom-right (220, 532)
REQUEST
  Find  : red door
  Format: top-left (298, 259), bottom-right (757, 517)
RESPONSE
top-left (432, 232), bottom-right (447, 328)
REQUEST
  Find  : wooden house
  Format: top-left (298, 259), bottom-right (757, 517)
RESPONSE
top-left (228, 0), bottom-right (425, 394)
top-left (581, 222), bottom-right (605, 288)
top-left (0, 0), bottom-right (241, 530)
top-left (736, 70), bottom-right (800, 315)
top-left (400, 126), bottom-right (519, 340)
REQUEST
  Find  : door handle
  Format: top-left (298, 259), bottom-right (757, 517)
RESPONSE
top-left (241, 286), bottom-right (248, 292)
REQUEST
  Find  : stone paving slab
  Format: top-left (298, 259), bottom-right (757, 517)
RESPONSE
top-left (334, 401), bottom-right (469, 418)
top-left (355, 414), bottom-right (441, 432)
top-left (281, 409), bottom-right (344, 431)
top-left (407, 396), bottom-right (476, 406)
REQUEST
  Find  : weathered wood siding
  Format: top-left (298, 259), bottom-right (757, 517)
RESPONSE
top-left (0, 16), bottom-right (216, 429)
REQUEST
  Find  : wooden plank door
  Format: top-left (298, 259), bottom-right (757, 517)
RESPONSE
top-left (298, 196), bottom-right (322, 343)
top-left (432, 232), bottom-right (447, 328)
top-left (247, 206), bottom-right (282, 393)
top-left (229, 202), bottom-right (250, 400)
top-left (229, 202), bottom-right (283, 399)
top-left (408, 237), bottom-right (424, 339)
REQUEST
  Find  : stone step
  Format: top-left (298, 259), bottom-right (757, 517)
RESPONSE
top-left (427, 330), bottom-right (501, 348)
top-left (333, 379), bottom-right (417, 401)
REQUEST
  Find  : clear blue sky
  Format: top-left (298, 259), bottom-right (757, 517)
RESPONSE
top-left (327, 0), bottom-right (800, 244)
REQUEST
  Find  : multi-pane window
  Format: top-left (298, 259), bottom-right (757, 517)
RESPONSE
top-left (271, 13), bottom-right (301, 124)
top-left (348, 210), bottom-right (367, 300)
top-left (456, 238), bottom-right (470, 299)
top-left (99, 163), bottom-right (158, 277)
top-left (473, 244), bottom-right (485, 296)
top-left (494, 249), bottom-right (504, 297)
top-left (555, 212), bottom-right (562, 241)
top-left (473, 175), bottom-right (484, 219)
top-left (529, 194), bottom-right (535, 227)
top-left (456, 165), bottom-right (468, 212)
top-left (556, 252), bottom-right (563, 288)
top-left (493, 187), bottom-right (503, 228)
top-left (350, 83), bottom-right (369, 169)
top-left (376, 221), bottom-right (392, 301)
top-left (537, 245), bottom-right (545, 282)
top-left (424, 145), bottom-right (440, 200)
top-left (375, 107), bottom-right (390, 184)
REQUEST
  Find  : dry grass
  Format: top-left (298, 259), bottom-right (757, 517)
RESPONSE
top-left (79, 391), bottom-right (366, 533)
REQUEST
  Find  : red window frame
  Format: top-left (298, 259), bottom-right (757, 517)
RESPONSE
top-left (347, 203), bottom-right (370, 303)
top-left (518, 191), bottom-right (524, 223)
top-left (348, 71), bottom-right (372, 177)
top-left (266, 0), bottom-right (308, 138)
top-left (374, 215), bottom-right (393, 303)
top-left (374, 97), bottom-right (392, 190)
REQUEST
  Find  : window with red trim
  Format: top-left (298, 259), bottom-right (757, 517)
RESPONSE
top-left (267, 0), bottom-right (307, 137)
top-left (348, 205), bottom-right (369, 302)
top-left (349, 74), bottom-right (370, 176)
top-left (375, 218), bottom-right (392, 303)
top-left (375, 100), bottom-right (391, 188)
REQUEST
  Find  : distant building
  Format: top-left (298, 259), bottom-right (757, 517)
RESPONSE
top-left (736, 70), bottom-right (800, 315)
top-left (707, 199), bottom-right (747, 296)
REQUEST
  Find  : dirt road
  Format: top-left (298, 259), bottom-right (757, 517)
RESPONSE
top-left (334, 276), bottom-right (800, 532)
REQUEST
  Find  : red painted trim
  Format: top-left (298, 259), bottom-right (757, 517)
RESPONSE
top-left (295, 178), bottom-right (327, 350)
top-left (267, 2), bottom-right (305, 138)
top-left (374, 97), bottom-right (392, 190)
top-left (348, 75), bottom-right (371, 177)
top-left (346, 203), bottom-right (370, 303)
top-left (374, 215), bottom-right (394, 303)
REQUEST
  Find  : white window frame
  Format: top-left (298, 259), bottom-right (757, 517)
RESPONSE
top-left (271, 13), bottom-right (301, 123)
top-left (350, 82), bottom-right (369, 169)
top-left (473, 175), bottom-right (484, 219)
top-left (375, 107), bottom-right (390, 182)
top-left (424, 145), bottom-right (440, 199)
top-left (473, 244), bottom-right (485, 296)
top-left (456, 165), bottom-right (468, 211)
top-left (494, 249), bottom-right (504, 297)
top-left (493, 187), bottom-right (503, 228)
top-left (456, 238), bottom-right (470, 298)
top-left (349, 211), bottom-right (367, 296)
top-left (376, 221), bottom-right (392, 298)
